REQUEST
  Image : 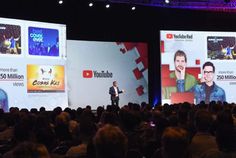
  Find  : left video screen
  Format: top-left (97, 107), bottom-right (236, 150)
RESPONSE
top-left (0, 17), bottom-right (67, 111)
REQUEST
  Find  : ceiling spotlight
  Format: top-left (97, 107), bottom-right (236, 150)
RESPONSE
top-left (58, 0), bottom-right (63, 4)
top-left (165, 0), bottom-right (170, 4)
top-left (131, 6), bottom-right (136, 10)
top-left (105, 4), bottom-right (110, 8)
top-left (89, 2), bottom-right (93, 7)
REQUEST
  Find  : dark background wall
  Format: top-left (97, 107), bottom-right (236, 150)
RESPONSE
top-left (1, 0), bottom-right (236, 105)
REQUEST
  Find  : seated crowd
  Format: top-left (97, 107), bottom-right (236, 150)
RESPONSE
top-left (0, 101), bottom-right (235, 158)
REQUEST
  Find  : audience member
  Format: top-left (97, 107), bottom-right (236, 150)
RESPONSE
top-left (93, 124), bottom-right (128, 158)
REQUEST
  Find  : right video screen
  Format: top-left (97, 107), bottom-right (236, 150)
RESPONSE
top-left (160, 30), bottom-right (236, 104)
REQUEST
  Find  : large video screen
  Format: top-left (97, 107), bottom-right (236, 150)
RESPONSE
top-left (67, 40), bottom-right (148, 109)
top-left (161, 30), bottom-right (236, 105)
top-left (0, 17), bottom-right (67, 111)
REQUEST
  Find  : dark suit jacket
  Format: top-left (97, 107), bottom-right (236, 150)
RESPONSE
top-left (109, 86), bottom-right (123, 101)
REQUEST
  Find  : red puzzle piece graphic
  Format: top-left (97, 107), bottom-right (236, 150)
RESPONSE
top-left (162, 64), bottom-right (171, 78)
top-left (136, 85), bottom-right (144, 96)
top-left (171, 92), bottom-right (195, 104)
top-left (162, 77), bottom-right (176, 87)
top-left (133, 68), bottom-right (143, 80)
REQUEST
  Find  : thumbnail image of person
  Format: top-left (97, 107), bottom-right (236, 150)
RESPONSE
top-left (221, 43), bottom-right (235, 59)
top-left (3, 35), bottom-right (20, 54)
top-left (109, 81), bottom-right (124, 106)
top-left (0, 88), bottom-right (8, 112)
top-left (162, 50), bottom-right (198, 99)
top-left (192, 61), bottom-right (226, 104)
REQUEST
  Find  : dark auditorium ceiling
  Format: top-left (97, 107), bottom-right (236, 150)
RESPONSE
top-left (93, 0), bottom-right (236, 11)
top-left (1, 0), bottom-right (236, 13)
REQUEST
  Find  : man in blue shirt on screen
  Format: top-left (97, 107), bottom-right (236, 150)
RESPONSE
top-left (191, 61), bottom-right (226, 104)
top-left (3, 35), bottom-right (20, 54)
top-left (221, 44), bottom-right (235, 59)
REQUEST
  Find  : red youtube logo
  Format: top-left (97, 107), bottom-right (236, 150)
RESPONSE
top-left (83, 70), bottom-right (93, 78)
top-left (166, 34), bottom-right (173, 39)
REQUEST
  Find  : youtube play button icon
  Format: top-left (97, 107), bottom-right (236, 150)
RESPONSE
top-left (83, 70), bottom-right (93, 78)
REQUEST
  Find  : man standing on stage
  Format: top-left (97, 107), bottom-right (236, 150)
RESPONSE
top-left (109, 81), bottom-right (124, 106)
